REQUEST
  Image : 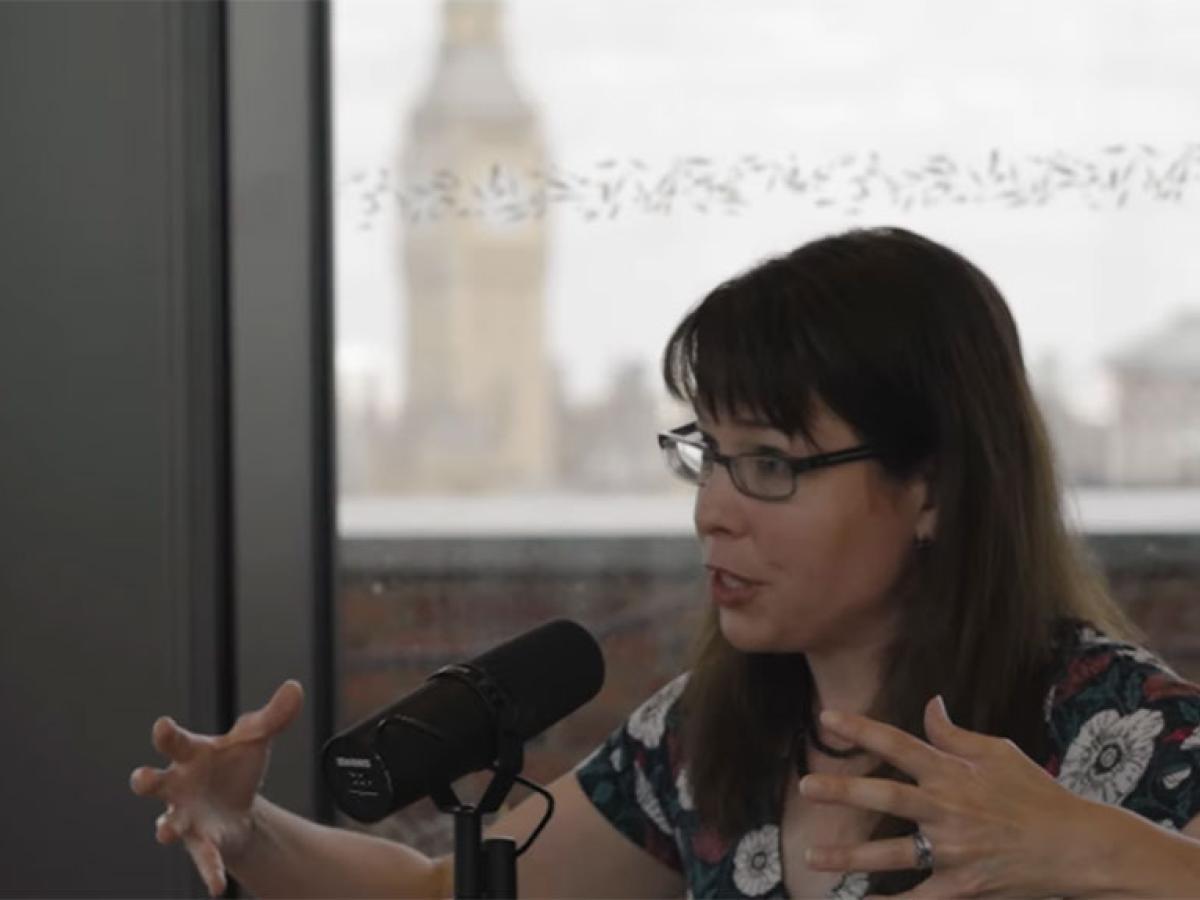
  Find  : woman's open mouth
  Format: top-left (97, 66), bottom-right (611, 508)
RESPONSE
top-left (706, 565), bottom-right (763, 607)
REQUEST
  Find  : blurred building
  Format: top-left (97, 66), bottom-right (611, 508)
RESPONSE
top-left (1108, 310), bottom-right (1200, 485)
top-left (1032, 354), bottom-right (1111, 486)
top-left (556, 361), bottom-right (665, 491)
top-left (392, 0), bottom-right (556, 493)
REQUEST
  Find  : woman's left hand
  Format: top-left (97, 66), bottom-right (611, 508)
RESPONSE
top-left (799, 696), bottom-right (1103, 898)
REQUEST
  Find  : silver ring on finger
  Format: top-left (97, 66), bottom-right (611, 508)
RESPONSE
top-left (912, 830), bottom-right (935, 871)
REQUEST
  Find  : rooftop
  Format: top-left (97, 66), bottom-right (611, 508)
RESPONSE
top-left (340, 487), bottom-right (1200, 538)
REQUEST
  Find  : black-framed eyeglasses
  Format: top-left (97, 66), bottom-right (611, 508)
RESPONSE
top-left (656, 422), bottom-right (879, 501)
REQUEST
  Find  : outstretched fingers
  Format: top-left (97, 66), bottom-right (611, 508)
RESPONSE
top-left (818, 709), bottom-right (944, 781)
top-left (226, 679), bottom-right (304, 744)
top-left (800, 773), bottom-right (939, 822)
top-left (155, 810), bottom-right (182, 845)
top-left (152, 716), bottom-right (206, 763)
top-left (807, 836), bottom-right (932, 874)
top-left (183, 832), bottom-right (228, 898)
top-left (129, 765), bottom-right (168, 798)
top-left (923, 695), bottom-right (996, 760)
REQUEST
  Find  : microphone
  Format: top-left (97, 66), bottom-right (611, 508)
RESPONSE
top-left (322, 618), bottom-right (605, 823)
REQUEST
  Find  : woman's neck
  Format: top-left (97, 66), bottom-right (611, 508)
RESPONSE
top-left (804, 631), bottom-right (890, 760)
top-left (808, 650), bottom-right (880, 717)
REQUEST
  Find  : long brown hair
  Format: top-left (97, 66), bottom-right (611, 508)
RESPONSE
top-left (662, 227), bottom-right (1134, 893)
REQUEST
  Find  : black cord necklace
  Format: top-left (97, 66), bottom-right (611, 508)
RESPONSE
top-left (800, 701), bottom-right (865, 762)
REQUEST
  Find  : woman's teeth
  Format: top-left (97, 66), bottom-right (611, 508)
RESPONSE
top-left (717, 570), bottom-right (751, 588)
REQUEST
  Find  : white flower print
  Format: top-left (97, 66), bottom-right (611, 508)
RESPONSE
top-left (609, 745), bottom-right (624, 772)
top-left (1181, 725), bottom-right (1200, 751)
top-left (1120, 645), bottom-right (1177, 675)
top-left (1159, 819), bottom-right (1179, 831)
top-left (1161, 765), bottom-right (1192, 791)
top-left (732, 825), bottom-right (782, 896)
top-left (675, 767), bottom-right (694, 811)
top-left (627, 673), bottom-right (688, 749)
top-left (1057, 708), bottom-right (1164, 805)
top-left (1077, 628), bottom-right (1180, 677)
top-left (1042, 684), bottom-right (1057, 723)
top-left (828, 871), bottom-right (870, 900)
top-left (634, 767), bottom-right (673, 835)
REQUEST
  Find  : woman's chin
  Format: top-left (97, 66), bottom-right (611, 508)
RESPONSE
top-left (717, 608), bottom-right (779, 653)
top-left (718, 609), bottom-right (825, 655)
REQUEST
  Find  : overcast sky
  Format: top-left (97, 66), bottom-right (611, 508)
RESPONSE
top-left (332, 0), bottom-right (1200, 418)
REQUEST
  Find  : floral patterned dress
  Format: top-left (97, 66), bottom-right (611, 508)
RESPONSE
top-left (575, 624), bottom-right (1200, 898)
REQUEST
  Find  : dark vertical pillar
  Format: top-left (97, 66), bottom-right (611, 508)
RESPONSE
top-left (226, 0), bottom-right (335, 823)
top-left (0, 1), bottom-right (229, 895)
top-left (0, 0), bottom-right (334, 893)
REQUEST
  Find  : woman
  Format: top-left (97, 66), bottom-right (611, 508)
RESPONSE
top-left (131, 227), bottom-right (1200, 897)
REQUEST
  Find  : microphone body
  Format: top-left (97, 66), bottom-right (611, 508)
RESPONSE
top-left (322, 618), bottom-right (605, 822)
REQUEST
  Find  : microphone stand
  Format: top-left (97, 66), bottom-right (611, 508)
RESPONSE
top-left (428, 702), bottom-right (524, 898)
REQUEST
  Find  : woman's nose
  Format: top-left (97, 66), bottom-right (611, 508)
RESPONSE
top-left (693, 462), bottom-right (747, 538)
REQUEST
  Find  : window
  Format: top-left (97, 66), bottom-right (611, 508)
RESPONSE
top-left (333, 0), bottom-right (1200, 851)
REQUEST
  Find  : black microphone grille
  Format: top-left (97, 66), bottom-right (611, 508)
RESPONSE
top-left (466, 618), bottom-right (605, 740)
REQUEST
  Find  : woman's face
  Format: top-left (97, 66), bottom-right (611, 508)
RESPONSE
top-left (694, 405), bottom-right (934, 657)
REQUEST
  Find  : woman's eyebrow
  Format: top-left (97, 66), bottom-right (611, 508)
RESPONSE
top-left (696, 429), bottom-right (789, 456)
top-left (694, 416), bottom-right (798, 453)
top-left (732, 420), bottom-right (800, 449)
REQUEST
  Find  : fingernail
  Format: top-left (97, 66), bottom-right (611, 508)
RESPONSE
top-left (935, 694), bottom-right (949, 718)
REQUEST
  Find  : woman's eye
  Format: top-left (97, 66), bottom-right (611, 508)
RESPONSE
top-left (752, 456), bottom-right (790, 478)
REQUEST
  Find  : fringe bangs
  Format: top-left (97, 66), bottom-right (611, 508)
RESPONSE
top-left (662, 268), bottom-right (823, 439)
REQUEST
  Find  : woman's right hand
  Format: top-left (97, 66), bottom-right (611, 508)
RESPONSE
top-left (129, 680), bottom-right (305, 897)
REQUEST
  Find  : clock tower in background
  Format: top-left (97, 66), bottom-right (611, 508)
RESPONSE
top-left (394, 0), bottom-right (555, 492)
